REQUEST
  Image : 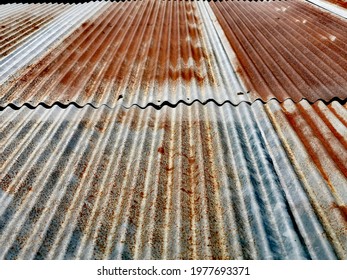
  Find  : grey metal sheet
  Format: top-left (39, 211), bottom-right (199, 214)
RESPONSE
top-left (0, 101), bottom-right (345, 260)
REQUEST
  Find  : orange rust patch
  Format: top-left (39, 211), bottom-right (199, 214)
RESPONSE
top-left (157, 147), bottom-right (165, 154)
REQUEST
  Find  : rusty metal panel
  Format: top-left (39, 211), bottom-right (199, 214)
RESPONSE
top-left (0, 101), bottom-right (345, 260)
top-left (0, 2), bottom-right (109, 87)
top-left (209, 0), bottom-right (347, 102)
top-left (262, 100), bottom-right (347, 259)
top-left (0, 0), bottom-right (247, 108)
top-left (0, 3), bottom-right (70, 59)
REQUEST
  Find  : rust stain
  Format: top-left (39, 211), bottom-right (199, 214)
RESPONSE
top-left (157, 147), bottom-right (165, 154)
top-left (328, 103), bottom-right (347, 129)
top-left (0, 174), bottom-right (16, 194)
top-left (331, 202), bottom-right (347, 225)
top-left (313, 103), bottom-right (347, 148)
top-left (181, 188), bottom-right (193, 196)
top-left (307, 103), bottom-right (347, 178)
top-left (210, 1), bottom-right (347, 102)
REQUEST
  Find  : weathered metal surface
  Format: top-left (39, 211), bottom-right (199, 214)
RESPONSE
top-left (0, 0), bottom-right (346, 261)
top-left (210, 0), bottom-right (347, 102)
top-left (0, 2), bottom-right (109, 86)
top-left (263, 99), bottom-right (347, 259)
top-left (0, 0), bottom-right (246, 108)
top-left (0, 101), bottom-right (346, 260)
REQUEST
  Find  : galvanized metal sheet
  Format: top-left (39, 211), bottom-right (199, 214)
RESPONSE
top-left (0, 0), bottom-right (246, 108)
top-left (0, 101), bottom-right (345, 260)
top-left (210, 0), bottom-right (347, 102)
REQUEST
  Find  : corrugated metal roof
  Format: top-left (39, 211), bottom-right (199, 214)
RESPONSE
top-left (0, 0), bottom-right (346, 260)
top-left (0, 101), bottom-right (346, 259)
top-left (210, 0), bottom-right (347, 102)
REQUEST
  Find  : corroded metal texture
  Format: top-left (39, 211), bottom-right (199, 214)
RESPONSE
top-left (0, 0), bottom-right (246, 108)
top-left (0, 101), bottom-right (346, 260)
top-left (210, 0), bottom-right (347, 102)
top-left (0, 0), bottom-right (346, 261)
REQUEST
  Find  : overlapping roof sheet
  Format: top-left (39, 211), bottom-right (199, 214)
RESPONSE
top-left (0, 0), bottom-right (346, 260)
top-left (0, 101), bottom-right (346, 260)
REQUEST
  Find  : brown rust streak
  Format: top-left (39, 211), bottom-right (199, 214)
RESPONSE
top-left (179, 118), bottom-right (197, 259)
top-left (145, 110), bottom-right (173, 258)
top-left (313, 103), bottom-right (347, 148)
top-left (280, 103), bottom-right (338, 191)
top-left (328, 103), bottom-right (347, 129)
top-left (308, 103), bottom-right (347, 178)
top-left (197, 116), bottom-right (227, 259)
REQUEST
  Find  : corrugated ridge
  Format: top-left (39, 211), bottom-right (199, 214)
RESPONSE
top-left (0, 100), bottom-right (345, 259)
top-left (210, 0), bottom-right (347, 103)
